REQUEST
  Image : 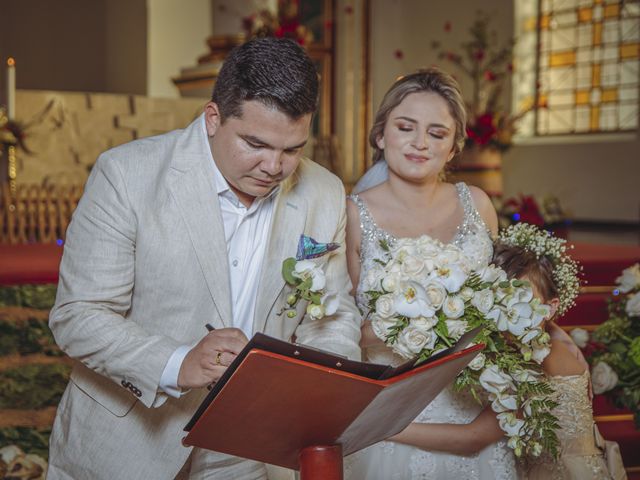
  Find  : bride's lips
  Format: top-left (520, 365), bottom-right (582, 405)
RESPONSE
top-left (404, 153), bottom-right (429, 163)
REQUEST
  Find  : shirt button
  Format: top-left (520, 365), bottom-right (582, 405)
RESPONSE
top-left (232, 259), bottom-right (239, 267)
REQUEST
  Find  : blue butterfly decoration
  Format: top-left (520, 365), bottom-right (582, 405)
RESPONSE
top-left (296, 234), bottom-right (339, 261)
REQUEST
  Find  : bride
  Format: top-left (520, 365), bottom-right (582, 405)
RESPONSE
top-left (344, 68), bottom-right (516, 479)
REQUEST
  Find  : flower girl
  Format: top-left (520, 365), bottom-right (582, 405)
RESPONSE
top-left (493, 224), bottom-right (626, 480)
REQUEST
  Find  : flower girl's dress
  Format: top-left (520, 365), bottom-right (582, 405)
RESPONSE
top-left (344, 183), bottom-right (517, 480)
top-left (524, 325), bottom-right (627, 480)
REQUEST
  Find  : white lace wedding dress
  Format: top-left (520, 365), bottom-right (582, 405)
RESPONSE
top-left (344, 183), bottom-right (517, 480)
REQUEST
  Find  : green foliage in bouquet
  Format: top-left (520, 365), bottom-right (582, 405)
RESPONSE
top-left (0, 317), bottom-right (62, 357)
top-left (0, 363), bottom-right (71, 409)
top-left (576, 263), bottom-right (640, 428)
top-left (0, 427), bottom-right (51, 460)
top-left (0, 285), bottom-right (57, 310)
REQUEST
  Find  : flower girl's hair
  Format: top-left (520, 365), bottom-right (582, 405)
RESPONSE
top-left (493, 223), bottom-right (581, 316)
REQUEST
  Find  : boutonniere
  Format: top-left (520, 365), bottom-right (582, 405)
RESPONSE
top-left (280, 235), bottom-right (340, 320)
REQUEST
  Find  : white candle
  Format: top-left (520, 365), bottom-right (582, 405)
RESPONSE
top-left (7, 57), bottom-right (15, 120)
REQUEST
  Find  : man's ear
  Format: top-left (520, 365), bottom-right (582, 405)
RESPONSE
top-left (204, 102), bottom-right (222, 137)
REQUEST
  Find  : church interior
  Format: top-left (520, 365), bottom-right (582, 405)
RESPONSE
top-left (0, 0), bottom-right (639, 478)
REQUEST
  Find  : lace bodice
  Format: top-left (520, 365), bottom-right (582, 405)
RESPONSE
top-left (524, 370), bottom-right (614, 480)
top-left (345, 183), bottom-right (515, 480)
top-left (549, 370), bottom-right (596, 444)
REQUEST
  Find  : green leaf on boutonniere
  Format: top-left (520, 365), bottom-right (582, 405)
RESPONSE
top-left (282, 258), bottom-right (299, 285)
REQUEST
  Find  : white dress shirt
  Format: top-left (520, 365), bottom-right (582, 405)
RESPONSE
top-left (158, 116), bottom-right (277, 398)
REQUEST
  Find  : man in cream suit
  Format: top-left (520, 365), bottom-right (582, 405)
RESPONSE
top-left (47, 38), bottom-right (361, 480)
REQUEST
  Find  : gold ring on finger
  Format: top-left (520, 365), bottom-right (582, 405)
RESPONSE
top-left (215, 351), bottom-right (223, 366)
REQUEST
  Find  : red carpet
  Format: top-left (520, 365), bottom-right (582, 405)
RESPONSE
top-left (0, 243), bottom-right (63, 285)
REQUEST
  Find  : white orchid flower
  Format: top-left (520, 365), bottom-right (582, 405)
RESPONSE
top-left (479, 365), bottom-right (515, 395)
top-left (393, 282), bottom-right (435, 318)
top-left (497, 412), bottom-right (525, 437)
top-left (429, 263), bottom-right (467, 293)
top-left (292, 260), bottom-right (326, 291)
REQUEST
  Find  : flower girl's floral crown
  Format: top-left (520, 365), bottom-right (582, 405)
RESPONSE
top-left (498, 223), bottom-right (581, 315)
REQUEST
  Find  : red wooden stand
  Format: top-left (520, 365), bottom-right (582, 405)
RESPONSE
top-left (299, 445), bottom-right (343, 480)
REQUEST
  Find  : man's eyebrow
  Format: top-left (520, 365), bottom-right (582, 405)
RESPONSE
top-left (241, 134), bottom-right (307, 150)
top-left (241, 134), bottom-right (271, 147)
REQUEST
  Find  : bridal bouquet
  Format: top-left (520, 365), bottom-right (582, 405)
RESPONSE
top-left (364, 237), bottom-right (560, 457)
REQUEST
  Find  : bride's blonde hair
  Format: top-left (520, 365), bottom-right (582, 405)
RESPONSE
top-left (369, 68), bottom-right (467, 164)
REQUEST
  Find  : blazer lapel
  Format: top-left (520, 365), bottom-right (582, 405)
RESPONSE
top-left (167, 118), bottom-right (232, 326)
top-left (253, 189), bottom-right (307, 335)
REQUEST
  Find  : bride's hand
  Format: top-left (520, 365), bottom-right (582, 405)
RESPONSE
top-left (360, 320), bottom-right (386, 348)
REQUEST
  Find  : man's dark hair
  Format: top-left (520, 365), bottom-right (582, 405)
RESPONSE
top-left (212, 37), bottom-right (319, 122)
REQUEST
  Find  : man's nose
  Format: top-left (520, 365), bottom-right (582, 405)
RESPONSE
top-left (261, 151), bottom-right (282, 176)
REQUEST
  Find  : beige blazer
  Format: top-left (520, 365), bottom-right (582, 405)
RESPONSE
top-left (46, 115), bottom-right (361, 479)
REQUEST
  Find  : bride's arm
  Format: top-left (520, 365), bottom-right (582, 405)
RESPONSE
top-left (345, 198), bottom-right (362, 297)
top-left (388, 406), bottom-right (504, 456)
top-left (346, 198), bottom-right (385, 347)
top-left (468, 186), bottom-right (498, 238)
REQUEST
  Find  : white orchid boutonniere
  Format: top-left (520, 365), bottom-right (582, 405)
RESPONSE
top-left (281, 235), bottom-right (340, 321)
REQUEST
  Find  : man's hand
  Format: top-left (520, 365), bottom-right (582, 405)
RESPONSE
top-left (178, 328), bottom-right (248, 389)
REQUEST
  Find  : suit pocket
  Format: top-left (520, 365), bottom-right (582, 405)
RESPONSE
top-left (70, 363), bottom-right (137, 417)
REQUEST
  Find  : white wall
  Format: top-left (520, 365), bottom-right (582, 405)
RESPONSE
top-left (146, 0), bottom-right (212, 98)
top-left (368, 0), bottom-right (640, 223)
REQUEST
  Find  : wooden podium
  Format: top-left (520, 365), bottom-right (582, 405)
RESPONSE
top-left (183, 334), bottom-right (483, 479)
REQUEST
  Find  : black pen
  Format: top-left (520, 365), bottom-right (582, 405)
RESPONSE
top-left (205, 323), bottom-right (215, 332)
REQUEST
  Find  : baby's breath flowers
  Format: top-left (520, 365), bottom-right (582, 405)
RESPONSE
top-left (498, 223), bottom-right (581, 315)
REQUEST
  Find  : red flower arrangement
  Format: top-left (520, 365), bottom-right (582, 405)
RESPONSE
top-left (242, 0), bottom-right (313, 47)
top-left (499, 194), bottom-right (569, 232)
top-left (432, 11), bottom-right (542, 151)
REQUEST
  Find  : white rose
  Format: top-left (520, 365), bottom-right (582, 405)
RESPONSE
top-left (616, 263), bottom-right (640, 293)
top-left (424, 281), bottom-right (447, 310)
top-left (306, 302), bottom-right (325, 321)
top-left (370, 313), bottom-right (398, 340)
top-left (592, 362), bottom-right (619, 395)
top-left (459, 287), bottom-right (475, 301)
top-left (569, 327), bottom-right (590, 348)
top-left (442, 295), bottom-right (465, 319)
top-left (393, 325), bottom-right (437, 358)
top-left (479, 365), bottom-right (515, 395)
top-left (471, 288), bottom-right (494, 314)
top-left (375, 294), bottom-right (396, 318)
top-left (363, 264), bottom-right (385, 291)
top-left (401, 254), bottom-right (427, 279)
top-left (411, 316), bottom-right (438, 331)
top-left (381, 272), bottom-right (402, 293)
top-left (445, 319), bottom-right (468, 340)
top-left (625, 292), bottom-right (640, 317)
top-left (468, 352), bottom-right (486, 370)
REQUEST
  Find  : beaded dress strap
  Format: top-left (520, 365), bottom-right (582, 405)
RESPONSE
top-left (349, 194), bottom-right (377, 232)
top-left (455, 182), bottom-right (487, 232)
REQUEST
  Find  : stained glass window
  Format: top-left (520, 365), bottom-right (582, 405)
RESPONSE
top-left (513, 0), bottom-right (639, 136)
